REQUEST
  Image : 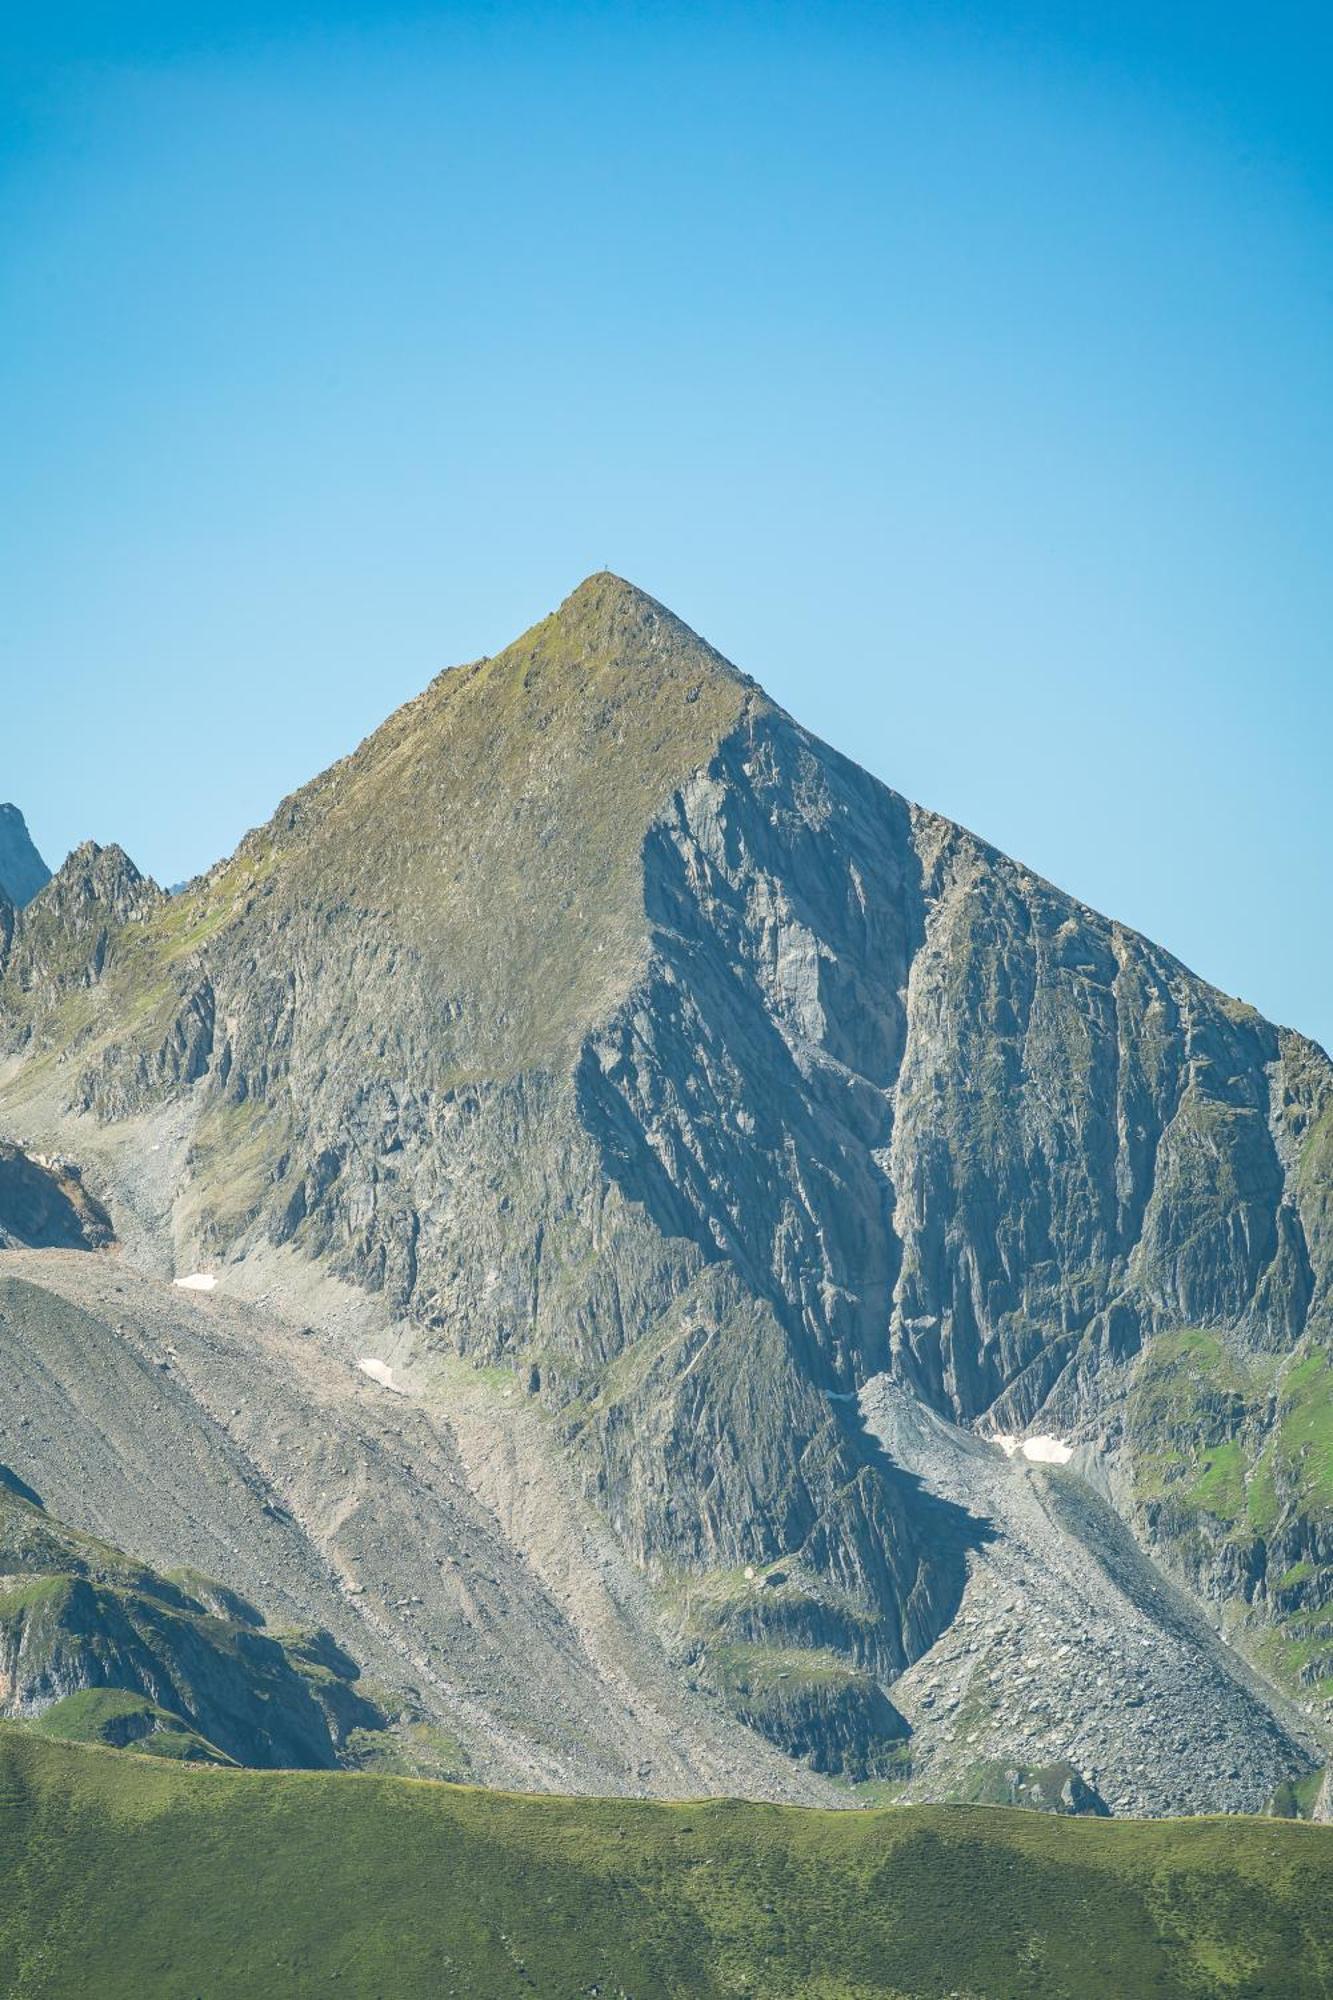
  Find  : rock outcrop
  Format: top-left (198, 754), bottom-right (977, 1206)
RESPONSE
top-left (0, 842), bottom-right (163, 1055)
top-left (0, 1472), bottom-right (383, 1767)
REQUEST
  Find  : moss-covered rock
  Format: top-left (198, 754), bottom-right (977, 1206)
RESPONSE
top-left (0, 1477), bottom-right (386, 1769)
top-left (701, 1642), bottom-right (910, 1779)
top-left (28, 1687), bottom-right (232, 1763)
top-left (951, 1758), bottom-right (1110, 1815)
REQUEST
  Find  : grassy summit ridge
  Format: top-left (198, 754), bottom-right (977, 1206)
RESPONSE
top-left (205, 568), bottom-right (755, 1074)
top-left (27, 572), bottom-right (756, 1088)
top-left (0, 1731), bottom-right (1330, 1999)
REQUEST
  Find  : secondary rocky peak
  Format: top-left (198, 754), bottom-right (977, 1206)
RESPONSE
top-left (33, 842), bottom-right (160, 930)
top-left (0, 841), bottom-right (164, 1027)
top-left (0, 804), bottom-right (51, 908)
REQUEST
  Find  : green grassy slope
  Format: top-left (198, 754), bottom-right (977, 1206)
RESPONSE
top-left (1, 1732), bottom-right (1330, 2000)
top-left (24, 1689), bottom-right (233, 1764)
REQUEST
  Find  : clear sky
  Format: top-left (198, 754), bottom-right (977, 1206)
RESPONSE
top-left (3, 4), bottom-right (1330, 1048)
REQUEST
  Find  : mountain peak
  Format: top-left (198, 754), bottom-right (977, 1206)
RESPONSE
top-left (560, 567), bottom-right (655, 608)
top-left (157, 577), bottom-right (763, 1084)
top-left (554, 569), bottom-right (688, 627)
top-left (0, 804), bottom-right (51, 908)
top-left (511, 572), bottom-right (754, 700)
top-left (2, 585), bottom-right (1332, 1824)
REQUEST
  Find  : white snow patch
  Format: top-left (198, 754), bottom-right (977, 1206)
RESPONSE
top-left (173, 1273), bottom-right (217, 1293)
top-left (357, 1357), bottom-right (407, 1394)
top-left (993, 1432), bottom-right (1074, 1465)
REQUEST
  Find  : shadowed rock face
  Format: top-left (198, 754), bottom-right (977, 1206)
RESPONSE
top-left (0, 1478), bottom-right (382, 1768)
top-left (0, 574), bottom-right (1330, 1790)
top-left (0, 1146), bottom-right (113, 1251)
top-left (0, 806), bottom-right (50, 910)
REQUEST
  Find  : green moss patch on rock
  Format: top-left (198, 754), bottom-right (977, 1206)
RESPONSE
top-left (700, 1642), bottom-right (910, 1779)
top-left (1124, 1328), bottom-right (1333, 1710)
top-left (1268, 1766), bottom-right (1327, 1821)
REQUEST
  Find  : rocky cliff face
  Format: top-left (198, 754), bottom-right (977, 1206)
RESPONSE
top-left (0, 807), bottom-right (50, 910)
top-left (0, 574), bottom-right (1328, 1798)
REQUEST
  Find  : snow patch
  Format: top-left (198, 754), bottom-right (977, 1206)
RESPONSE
top-left (358, 1357), bottom-right (407, 1394)
top-left (173, 1273), bottom-right (217, 1293)
top-left (993, 1432), bottom-right (1074, 1465)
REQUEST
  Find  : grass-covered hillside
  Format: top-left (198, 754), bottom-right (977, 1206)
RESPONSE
top-left (0, 1731), bottom-right (1330, 2000)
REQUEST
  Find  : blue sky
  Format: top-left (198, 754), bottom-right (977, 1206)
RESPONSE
top-left (3, 4), bottom-right (1330, 1047)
